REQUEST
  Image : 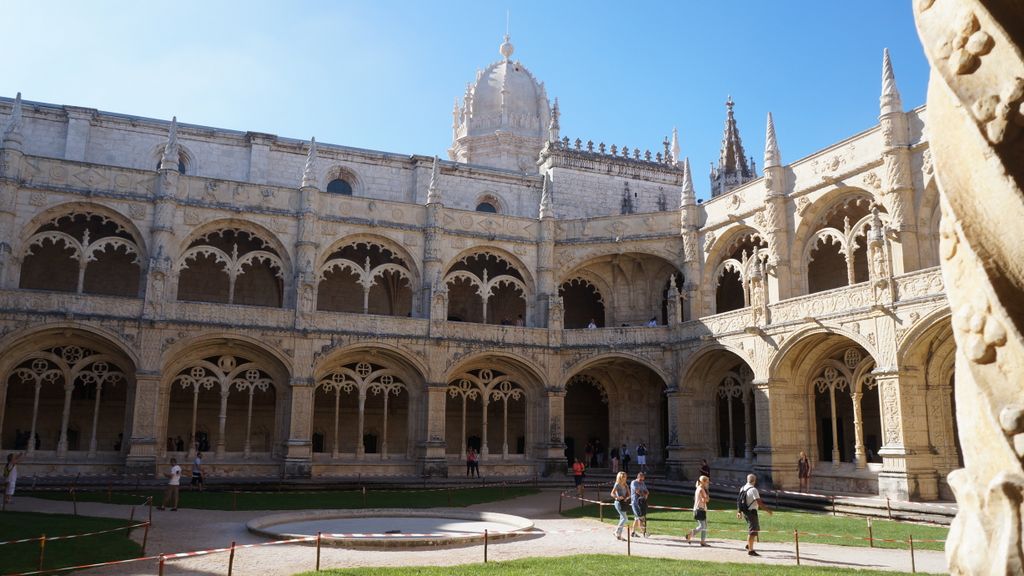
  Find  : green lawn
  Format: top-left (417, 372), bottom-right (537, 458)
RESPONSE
top-left (24, 485), bottom-right (538, 511)
top-left (0, 511), bottom-right (143, 574)
top-left (296, 554), bottom-right (915, 576)
top-left (560, 493), bottom-right (948, 552)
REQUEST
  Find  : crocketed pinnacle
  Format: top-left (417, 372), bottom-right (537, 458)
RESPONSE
top-left (671, 127), bottom-right (681, 166)
top-left (301, 137), bottom-right (318, 189)
top-left (764, 112), bottom-right (781, 169)
top-left (427, 155), bottom-right (441, 204)
top-left (880, 48), bottom-right (902, 115)
top-left (1, 92), bottom-right (24, 148)
top-left (717, 96), bottom-right (751, 178)
top-left (680, 157), bottom-right (695, 208)
top-left (539, 173), bottom-right (553, 219)
top-left (159, 116), bottom-right (179, 171)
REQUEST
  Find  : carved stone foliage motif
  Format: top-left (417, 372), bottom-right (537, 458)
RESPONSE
top-left (915, 1), bottom-right (1024, 573)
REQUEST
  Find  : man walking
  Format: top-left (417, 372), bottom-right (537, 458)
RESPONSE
top-left (158, 458), bottom-right (182, 511)
top-left (737, 473), bottom-right (772, 556)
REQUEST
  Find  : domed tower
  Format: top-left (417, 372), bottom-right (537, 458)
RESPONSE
top-left (449, 35), bottom-right (552, 173)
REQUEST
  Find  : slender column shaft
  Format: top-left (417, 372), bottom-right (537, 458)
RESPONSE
top-left (852, 391), bottom-right (866, 468)
top-left (76, 261), bottom-right (87, 294)
top-left (244, 389), bottom-right (254, 457)
top-left (356, 391), bottom-right (366, 458)
top-left (381, 392), bottom-right (389, 460)
top-left (28, 382), bottom-right (41, 455)
top-left (460, 396), bottom-right (467, 460)
top-left (845, 250), bottom-right (856, 286)
top-left (362, 287), bottom-right (370, 315)
top-left (88, 383), bottom-right (104, 456)
top-left (743, 389), bottom-right (753, 460)
top-left (502, 398), bottom-right (509, 458)
top-left (481, 398), bottom-right (490, 456)
top-left (188, 386), bottom-right (199, 458)
top-left (829, 387), bottom-right (841, 466)
top-left (726, 395), bottom-right (735, 458)
top-left (57, 383), bottom-right (74, 456)
top-left (216, 389), bottom-right (228, 457)
top-left (332, 390), bottom-right (340, 458)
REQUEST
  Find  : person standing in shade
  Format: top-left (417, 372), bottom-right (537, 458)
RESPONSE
top-left (4, 453), bottom-right (21, 505)
top-left (798, 451), bottom-right (811, 492)
top-left (737, 473), bottom-right (772, 556)
top-left (629, 471), bottom-right (649, 537)
top-left (466, 447), bottom-right (480, 478)
top-left (572, 458), bottom-right (586, 497)
top-left (587, 319), bottom-right (597, 329)
top-left (191, 452), bottom-right (204, 492)
top-left (620, 444), bottom-right (630, 474)
top-left (636, 441), bottom-right (648, 472)
top-left (158, 458), bottom-right (181, 511)
top-left (609, 471), bottom-right (631, 540)
top-left (699, 458), bottom-right (711, 480)
top-left (685, 475), bottom-right (710, 546)
top-left (610, 445), bottom-right (620, 474)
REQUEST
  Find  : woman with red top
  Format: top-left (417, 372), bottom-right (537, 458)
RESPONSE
top-left (572, 458), bottom-right (586, 497)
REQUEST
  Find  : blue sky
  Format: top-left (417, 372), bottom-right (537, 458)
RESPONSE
top-left (2, 1), bottom-right (928, 200)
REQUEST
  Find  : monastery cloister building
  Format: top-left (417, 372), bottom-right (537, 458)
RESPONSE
top-left (0, 38), bottom-right (954, 501)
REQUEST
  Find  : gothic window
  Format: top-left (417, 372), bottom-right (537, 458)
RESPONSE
top-left (715, 365), bottom-right (756, 459)
top-left (315, 361), bottom-right (409, 458)
top-left (167, 355), bottom-right (277, 457)
top-left (445, 369), bottom-right (525, 459)
top-left (811, 347), bottom-right (880, 466)
top-left (2, 345), bottom-right (129, 456)
top-left (176, 229), bottom-right (285, 307)
top-left (559, 278), bottom-right (605, 328)
top-left (327, 178), bottom-right (353, 195)
top-left (714, 232), bottom-right (767, 313)
top-left (805, 197), bottom-right (884, 294)
top-left (20, 212), bottom-right (143, 297)
top-left (444, 253), bottom-right (527, 325)
top-left (316, 242), bottom-right (413, 316)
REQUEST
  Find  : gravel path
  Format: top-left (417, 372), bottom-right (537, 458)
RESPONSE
top-left (5, 490), bottom-right (947, 574)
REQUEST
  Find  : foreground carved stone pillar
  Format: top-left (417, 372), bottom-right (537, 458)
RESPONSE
top-left (915, 2), bottom-right (1024, 572)
top-left (664, 388), bottom-right (686, 479)
top-left (875, 370), bottom-right (938, 500)
top-left (418, 383), bottom-right (448, 477)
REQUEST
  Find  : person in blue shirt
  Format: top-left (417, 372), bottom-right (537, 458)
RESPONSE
top-left (629, 471), bottom-right (649, 537)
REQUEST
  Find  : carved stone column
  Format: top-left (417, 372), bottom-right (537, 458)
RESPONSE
top-left (664, 387), bottom-right (686, 479)
top-left (417, 382), bottom-right (448, 477)
top-left (851, 391), bottom-right (866, 469)
top-left (125, 371), bottom-right (161, 475)
top-left (915, 2), bottom-right (1024, 570)
top-left (283, 376), bottom-right (313, 478)
top-left (538, 386), bottom-right (567, 476)
top-left (875, 369), bottom-right (937, 500)
top-left (755, 378), bottom-right (794, 490)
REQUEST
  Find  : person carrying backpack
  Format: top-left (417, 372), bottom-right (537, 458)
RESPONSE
top-left (736, 473), bottom-right (772, 556)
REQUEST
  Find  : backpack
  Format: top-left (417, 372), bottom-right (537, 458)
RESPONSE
top-left (737, 486), bottom-right (753, 513)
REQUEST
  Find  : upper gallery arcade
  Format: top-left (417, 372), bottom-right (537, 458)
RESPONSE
top-left (0, 37), bottom-right (954, 502)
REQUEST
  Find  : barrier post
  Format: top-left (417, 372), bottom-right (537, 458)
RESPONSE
top-left (909, 535), bottom-right (916, 573)
top-left (228, 541), bottom-right (236, 576)
top-left (72, 487), bottom-right (78, 516)
top-left (599, 501), bottom-right (604, 522)
top-left (158, 554), bottom-right (165, 576)
top-left (362, 486), bottom-right (367, 507)
top-left (831, 495), bottom-right (836, 516)
top-left (484, 529), bottom-right (488, 563)
top-left (38, 534), bottom-right (46, 571)
top-left (886, 497), bottom-right (892, 520)
top-left (794, 529), bottom-right (800, 566)
top-left (316, 532), bottom-right (322, 571)
top-left (867, 517), bottom-right (874, 548)
top-left (148, 497), bottom-right (153, 524)
top-left (142, 522), bottom-right (151, 555)
top-left (130, 504), bottom-right (136, 522)
top-left (627, 524), bottom-right (631, 556)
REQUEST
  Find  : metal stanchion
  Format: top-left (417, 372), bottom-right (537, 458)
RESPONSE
top-left (148, 497), bottom-right (153, 524)
top-left (599, 501), bottom-right (604, 522)
top-left (130, 505), bottom-right (136, 522)
top-left (142, 522), bottom-right (151, 555)
top-left (71, 488), bottom-right (78, 516)
top-left (316, 532), bottom-right (322, 572)
top-left (886, 497), bottom-right (892, 519)
top-left (484, 529), bottom-right (489, 563)
top-left (627, 524), bottom-right (631, 556)
top-left (158, 554), bottom-right (165, 576)
top-left (794, 529), bottom-right (800, 566)
top-left (867, 517), bottom-right (874, 548)
top-left (38, 534), bottom-right (46, 571)
top-left (831, 495), bottom-right (836, 516)
top-left (909, 535), bottom-right (916, 573)
top-left (558, 492), bottom-right (563, 514)
top-left (228, 541), bottom-right (236, 576)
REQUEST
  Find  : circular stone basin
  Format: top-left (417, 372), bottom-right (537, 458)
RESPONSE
top-left (247, 508), bottom-right (534, 548)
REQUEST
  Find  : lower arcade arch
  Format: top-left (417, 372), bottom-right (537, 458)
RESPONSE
top-left (0, 330), bottom-right (136, 460)
top-left (563, 357), bottom-right (668, 469)
top-left (162, 341), bottom-right (288, 461)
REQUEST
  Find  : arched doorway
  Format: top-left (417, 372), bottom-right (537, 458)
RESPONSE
top-left (565, 375), bottom-right (609, 467)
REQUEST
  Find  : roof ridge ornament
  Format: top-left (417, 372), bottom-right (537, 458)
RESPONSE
top-left (159, 116), bottom-right (179, 171)
top-left (301, 137), bottom-right (318, 189)
top-left (427, 155), bottom-right (441, 204)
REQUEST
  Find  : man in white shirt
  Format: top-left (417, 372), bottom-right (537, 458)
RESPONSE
top-left (158, 458), bottom-right (181, 511)
top-left (737, 473), bottom-right (772, 556)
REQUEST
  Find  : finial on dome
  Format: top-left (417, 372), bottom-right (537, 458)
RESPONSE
top-left (301, 137), bottom-right (318, 189)
top-left (499, 34), bottom-right (514, 61)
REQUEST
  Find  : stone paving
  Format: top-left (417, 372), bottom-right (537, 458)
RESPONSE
top-left (4, 488), bottom-right (947, 575)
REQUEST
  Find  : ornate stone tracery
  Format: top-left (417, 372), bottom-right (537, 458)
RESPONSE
top-left (177, 228), bottom-right (285, 307)
top-left (316, 361), bottom-right (408, 459)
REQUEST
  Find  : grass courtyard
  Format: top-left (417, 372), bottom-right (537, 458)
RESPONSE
top-left (23, 485), bottom-right (539, 511)
top-left (559, 492), bottom-right (948, 551)
top-left (0, 511), bottom-right (142, 574)
top-left (296, 555), bottom-right (916, 576)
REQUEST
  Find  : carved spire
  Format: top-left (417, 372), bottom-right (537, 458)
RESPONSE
top-left (711, 96), bottom-right (754, 197)
top-left (671, 127), bottom-right (681, 166)
top-left (426, 155), bottom-right (441, 204)
top-left (680, 157), bottom-right (695, 207)
top-left (301, 137), bottom-right (318, 189)
top-left (880, 48), bottom-right (903, 116)
top-left (539, 173), bottom-right (553, 219)
top-left (2, 92), bottom-right (24, 149)
top-left (548, 98), bottom-right (560, 143)
top-left (764, 112), bottom-right (781, 169)
top-left (159, 116), bottom-right (180, 171)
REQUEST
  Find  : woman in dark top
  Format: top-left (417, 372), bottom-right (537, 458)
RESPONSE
top-left (798, 451), bottom-right (811, 491)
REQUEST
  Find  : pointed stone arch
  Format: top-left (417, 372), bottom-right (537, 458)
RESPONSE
top-left (316, 235), bottom-right (419, 316)
top-left (442, 248), bottom-right (534, 325)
